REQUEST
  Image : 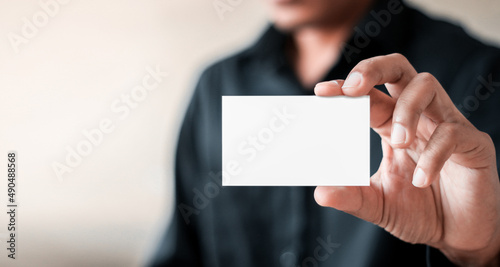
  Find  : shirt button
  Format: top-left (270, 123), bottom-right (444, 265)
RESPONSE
top-left (280, 251), bottom-right (298, 267)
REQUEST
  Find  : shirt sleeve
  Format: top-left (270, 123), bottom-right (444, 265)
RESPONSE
top-left (147, 73), bottom-right (208, 267)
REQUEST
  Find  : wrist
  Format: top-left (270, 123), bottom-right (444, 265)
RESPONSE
top-left (437, 232), bottom-right (500, 267)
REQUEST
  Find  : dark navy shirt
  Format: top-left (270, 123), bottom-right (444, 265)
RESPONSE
top-left (150, 1), bottom-right (500, 266)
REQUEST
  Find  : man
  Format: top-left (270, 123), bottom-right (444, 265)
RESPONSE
top-left (151, 0), bottom-right (500, 266)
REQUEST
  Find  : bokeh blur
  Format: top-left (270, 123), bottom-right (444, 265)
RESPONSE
top-left (0, 0), bottom-right (498, 266)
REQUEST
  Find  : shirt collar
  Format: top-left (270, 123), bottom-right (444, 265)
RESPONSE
top-left (244, 0), bottom-right (410, 72)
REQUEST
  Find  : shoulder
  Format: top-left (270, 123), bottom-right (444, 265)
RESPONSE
top-left (399, 6), bottom-right (500, 90)
top-left (403, 6), bottom-right (500, 67)
top-left (198, 43), bottom-right (259, 82)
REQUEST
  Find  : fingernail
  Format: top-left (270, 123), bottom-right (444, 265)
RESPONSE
top-left (315, 80), bottom-right (340, 95)
top-left (412, 168), bottom-right (426, 187)
top-left (342, 72), bottom-right (362, 89)
top-left (329, 80), bottom-right (339, 86)
top-left (391, 123), bottom-right (407, 145)
top-left (314, 82), bottom-right (328, 95)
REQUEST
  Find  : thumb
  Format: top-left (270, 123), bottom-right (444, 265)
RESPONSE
top-left (314, 178), bottom-right (382, 225)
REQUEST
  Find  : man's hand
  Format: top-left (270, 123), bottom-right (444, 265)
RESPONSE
top-left (314, 53), bottom-right (500, 266)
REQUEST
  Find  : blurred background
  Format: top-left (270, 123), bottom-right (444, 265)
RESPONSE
top-left (0, 0), bottom-right (498, 266)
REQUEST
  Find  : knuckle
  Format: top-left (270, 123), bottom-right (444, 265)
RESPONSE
top-left (424, 141), bottom-right (442, 160)
top-left (479, 131), bottom-right (495, 150)
top-left (470, 130), bottom-right (497, 166)
top-left (394, 94), bottom-right (424, 117)
top-left (439, 122), bottom-right (460, 137)
top-left (415, 72), bottom-right (437, 85)
top-left (482, 131), bottom-right (493, 144)
top-left (355, 59), bottom-right (380, 80)
top-left (356, 58), bottom-right (375, 70)
top-left (394, 97), bottom-right (414, 115)
top-left (389, 52), bottom-right (408, 62)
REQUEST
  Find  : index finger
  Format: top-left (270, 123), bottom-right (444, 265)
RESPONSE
top-left (341, 53), bottom-right (418, 99)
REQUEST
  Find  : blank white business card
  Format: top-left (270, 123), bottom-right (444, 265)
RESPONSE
top-left (222, 95), bottom-right (370, 186)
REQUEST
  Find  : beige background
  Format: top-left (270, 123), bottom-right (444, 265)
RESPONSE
top-left (0, 0), bottom-right (498, 266)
